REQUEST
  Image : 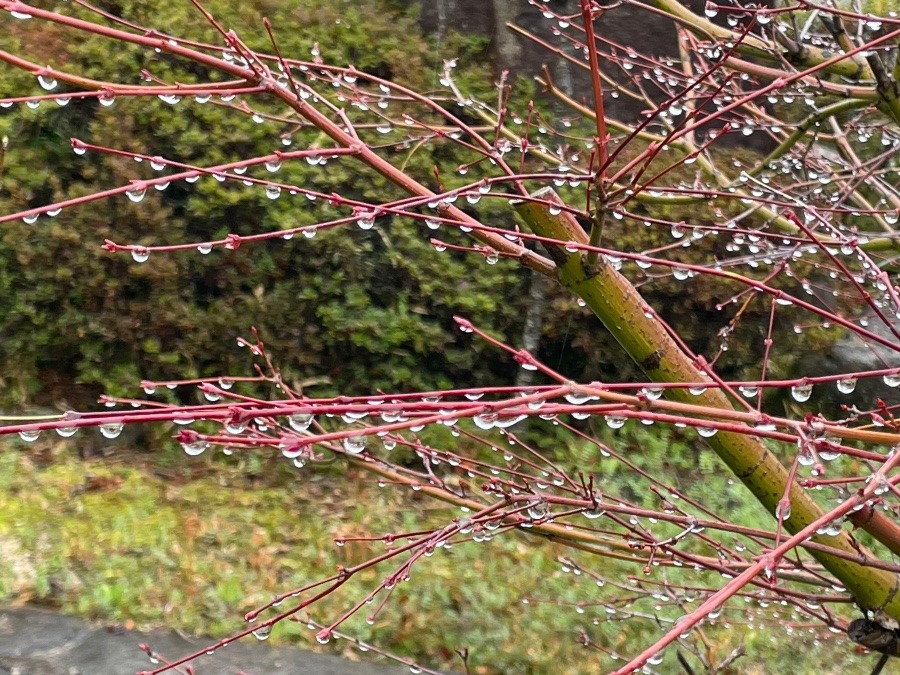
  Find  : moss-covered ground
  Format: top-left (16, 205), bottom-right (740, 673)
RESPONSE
top-left (0, 436), bottom-right (873, 674)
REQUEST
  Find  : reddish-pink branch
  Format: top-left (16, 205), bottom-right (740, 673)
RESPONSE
top-left (579, 0), bottom-right (609, 173)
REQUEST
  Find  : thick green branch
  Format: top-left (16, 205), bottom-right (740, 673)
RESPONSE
top-left (651, 0), bottom-right (873, 80)
top-left (515, 187), bottom-right (900, 620)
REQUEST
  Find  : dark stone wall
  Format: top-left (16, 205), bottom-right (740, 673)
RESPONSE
top-left (406, 0), bottom-right (773, 146)
top-left (408, 0), bottom-right (682, 120)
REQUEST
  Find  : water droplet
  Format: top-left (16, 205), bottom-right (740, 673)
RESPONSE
top-left (197, 244), bottom-right (212, 254)
top-left (9, 9), bottom-right (32, 19)
top-left (280, 442), bottom-right (305, 459)
top-left (357, 212), bottom-right (375, 230)
top-left (697, 426), bottom-right (718, 438)
top-left (343, 435), bottom-right (367, 454)
top-left (473, 412), bottom-right (497, 429)
top-left (775, 501), bottom-right (791, 520)
top-left (265, 185), bottom-right (281, 200)
top-left (495, 414), bottom-right (526, 428)
top-left (56, 426), bottom-right (78, 438)
top-left (224, 420), bottom-right (245, 435)
top-left (605, 414), bottom-right (626, 429)
top-left (265, 159), bottom-right (281, 173)
top-left (583, 497), bottom-right (605, 519)
top-left (38, 74), bottom-right (57, 91)
top-left (738, 385), bottom-right (758, 398)
top-left (126, 186), bottom-right (147, 203)
top-left (98, 91), bottom-right (115, 107)
top-left (18, 429), bottom-right (40, 442)
top-left (252, 625), bottom-right (272, 640)
top-left (150, 157), bottom-right (166, 171)
top-left (883, 373), bottom-right (900, 388)
top-left (527, 501), bottom-right (549, 520)
top-left (643, 387), bottom-right (663, 401)
top-left (836, 378), bottom-right (856, 394)
top-left (818, 444), bottom-right (841, 462)
top-left (484, 249), bottom-right (499, 265)
top-left (131, 247), bottom-right (150, 263)
top-left (564, 392), bottom-right (591, 405)
top-left (182, 440), bottom-right (209, 456)
top-left (790, 383), bottom-right (812, 402)
top-left (288, 413), bottom-right (313, 431)
top-left (100, 423), bottom-right (124, 439)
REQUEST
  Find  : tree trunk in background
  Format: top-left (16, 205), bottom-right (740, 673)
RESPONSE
top-left (435, 0), bottom-right (452, 44)
top-left (491, 2), bottom-right (553, 389)
top-left (490, 0), bottom-right (522, 69)
top-left (515, 268), bottom-right (549, 388)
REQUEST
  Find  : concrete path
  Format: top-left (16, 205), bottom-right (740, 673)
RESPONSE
top-left (0, 606), bottom-right (411, 674)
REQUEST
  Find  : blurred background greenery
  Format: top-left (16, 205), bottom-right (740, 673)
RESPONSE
top-left (0, 0), bottom-right (785, 411)
top-left (0, 425), bottom-right (870, 674)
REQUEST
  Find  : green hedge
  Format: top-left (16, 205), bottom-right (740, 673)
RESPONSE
top-left (0, 0), bottom-right (784, 414)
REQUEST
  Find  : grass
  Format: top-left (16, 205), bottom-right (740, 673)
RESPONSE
top-left (0, 440), bottom-right (598, 673)
top-left (0, 433), bottom-right (875, 674)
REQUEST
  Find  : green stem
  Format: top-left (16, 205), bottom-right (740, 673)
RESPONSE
top-left (651, 0), bottom-right (872, 80)
top-left (751, 98), bottom-right (871, 178)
